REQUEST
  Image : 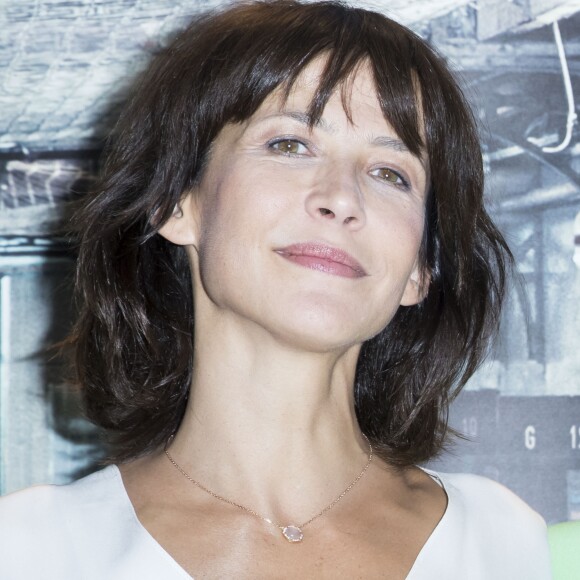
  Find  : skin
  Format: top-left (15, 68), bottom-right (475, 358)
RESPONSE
top-left (119, 59), bottom-right (447, 579)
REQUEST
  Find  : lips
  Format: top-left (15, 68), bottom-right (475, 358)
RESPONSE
top-left (275, 243), bottom-right (367, 278)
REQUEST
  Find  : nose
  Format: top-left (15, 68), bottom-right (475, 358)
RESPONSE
top-left (305, 167), bottom-right (366, 229)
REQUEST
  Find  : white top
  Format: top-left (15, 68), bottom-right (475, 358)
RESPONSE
top-left (0, 465), bottom-right (552, 579)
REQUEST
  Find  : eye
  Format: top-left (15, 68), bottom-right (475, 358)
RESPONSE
top-left (371, 167), bottom-right (410, 189)
top-left (269, 138), bottom-right (309, 155)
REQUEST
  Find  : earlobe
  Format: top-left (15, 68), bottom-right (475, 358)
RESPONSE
top-left (157, 195), bottom-right (199, 246)
top-left (400, 268), bottom-right (430, 306)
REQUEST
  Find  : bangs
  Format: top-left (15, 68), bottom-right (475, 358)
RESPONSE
top-left (202, 1), bottom-right (426, 158)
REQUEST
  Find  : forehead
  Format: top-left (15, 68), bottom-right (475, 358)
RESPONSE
top-left (267, 57), bottom-right (379, 116)
top-left (289, 59), bottom-right (377, 113)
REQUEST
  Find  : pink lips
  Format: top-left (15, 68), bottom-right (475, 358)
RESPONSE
top-left (275, 243), bottom-right (367, 278)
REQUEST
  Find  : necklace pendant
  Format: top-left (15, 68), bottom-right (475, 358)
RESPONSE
top-left (281, 525), bottom-right (304, 543)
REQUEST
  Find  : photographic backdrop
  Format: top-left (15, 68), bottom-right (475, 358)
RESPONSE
top-left (1, 0), bottom-right (579, 525)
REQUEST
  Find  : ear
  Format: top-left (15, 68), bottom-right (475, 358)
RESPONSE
top-left (157, 193), bottom-right (199, 246)
top-left (400, 264), bottom-right (430, 307)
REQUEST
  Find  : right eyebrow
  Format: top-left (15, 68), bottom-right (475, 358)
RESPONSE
top-left (258, 111), bottom-right (337, 134)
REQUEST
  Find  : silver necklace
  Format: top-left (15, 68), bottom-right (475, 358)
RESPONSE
top-left (164, 437), bottom-right (373, 543)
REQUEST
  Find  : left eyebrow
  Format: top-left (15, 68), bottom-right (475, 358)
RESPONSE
top-left (370, 135), bottom-right (427, 170)
top-left (370, 136), bottom-right (410, 153)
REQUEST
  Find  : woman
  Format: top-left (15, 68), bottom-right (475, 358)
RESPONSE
top-left (0, 1), bottom-right (551, 578)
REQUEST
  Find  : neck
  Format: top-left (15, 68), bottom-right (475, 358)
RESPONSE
top-left (168, 311), bottom-right (371, 523)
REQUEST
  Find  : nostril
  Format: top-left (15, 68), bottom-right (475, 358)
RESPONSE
top-left (319, 207), bottom-right (334, 217)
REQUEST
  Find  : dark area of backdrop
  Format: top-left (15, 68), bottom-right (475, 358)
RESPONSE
top-left (0, 0), bottom-right (579, 526)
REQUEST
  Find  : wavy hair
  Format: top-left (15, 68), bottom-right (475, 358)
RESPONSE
top-left (68, 0), bottom-right (512, 465)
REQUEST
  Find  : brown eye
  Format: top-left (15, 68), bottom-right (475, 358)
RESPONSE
top-left (376, 168), bottom-right (400, 183)
top-left (270, 139), bottom-right (308, 155)
top-left (371, 167), bottom-right (410, 189)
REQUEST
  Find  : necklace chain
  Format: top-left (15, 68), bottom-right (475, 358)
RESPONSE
top-left (164, 436), bottom-right (373, 542)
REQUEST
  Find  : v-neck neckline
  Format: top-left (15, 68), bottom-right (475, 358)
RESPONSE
top-left (109, 463), bottom-right (455, 579)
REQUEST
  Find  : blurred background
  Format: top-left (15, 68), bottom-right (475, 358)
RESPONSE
top-left (0, 0), bottom-right (579, 525)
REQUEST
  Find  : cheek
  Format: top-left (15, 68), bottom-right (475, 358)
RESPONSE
top-left (197, 168), bottom-right (249, 248)
top-left (195, 173), bottom-right (273, 293)
top-left (200, 159), bottom-right (294, 231)
top-left (402, 212), bottom-right (425, 262)
top-left (374, 201), bottom-right (425, 266)
top-left (360, 205), bottom-right (425, 318)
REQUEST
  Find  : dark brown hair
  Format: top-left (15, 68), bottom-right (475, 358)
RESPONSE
top-left (68, 0), bottom-right (512, 466)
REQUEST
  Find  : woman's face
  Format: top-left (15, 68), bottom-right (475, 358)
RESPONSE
top-left (171, 59), bottom-right (429, 353)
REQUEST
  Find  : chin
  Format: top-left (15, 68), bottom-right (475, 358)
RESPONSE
top-left (265, 300), bottom-right (385, 353)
